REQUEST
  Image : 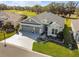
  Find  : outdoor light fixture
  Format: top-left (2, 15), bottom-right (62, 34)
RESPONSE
top-left (3, 31), bottom-right (7, 47)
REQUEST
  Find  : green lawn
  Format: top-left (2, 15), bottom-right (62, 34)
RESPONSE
top-left (32, 18), bottom-right (79, 57)
top-left (3, 10), bottom-right (37, 17)
top-left (33, 42), bottom-right (79, 57)
top-left (0, 31), bottom-right (16, 41)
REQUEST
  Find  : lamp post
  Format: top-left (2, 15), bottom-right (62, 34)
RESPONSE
top-left (3, 31), bottom-right (7, 47)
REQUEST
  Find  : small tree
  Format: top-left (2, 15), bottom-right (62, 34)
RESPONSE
top-left (2, 22), bottom-right (15, 33)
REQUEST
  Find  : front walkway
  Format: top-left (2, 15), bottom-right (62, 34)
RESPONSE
top-left (1, 32), bottom-right (34, 50)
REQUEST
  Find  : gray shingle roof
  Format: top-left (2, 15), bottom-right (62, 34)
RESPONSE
top-left (0, 11), bottom-right (24, 26)
top-left (22, 12), bottom-right (65, 27)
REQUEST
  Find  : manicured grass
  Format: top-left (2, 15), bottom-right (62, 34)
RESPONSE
top-left (3, 10), bottom-right (37, 17)
top-left (0, 31), bottom-right (16, 41)
top-left (32, 18), bottom-right (79, 57)
top-left (33, 42), bottom-right (79, 57)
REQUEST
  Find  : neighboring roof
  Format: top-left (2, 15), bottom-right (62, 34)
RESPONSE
top-left (0, 12), bottom-right (8, 21)
top-left (0, 11), bottom-right (24, 26)
top-left (72, 19), bottom-right (79, 32)
top-left (22, 12), bottom-right (65, 27)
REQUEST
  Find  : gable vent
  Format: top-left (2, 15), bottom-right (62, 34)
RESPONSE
top-left (42, 19), bottom-right (48, 24)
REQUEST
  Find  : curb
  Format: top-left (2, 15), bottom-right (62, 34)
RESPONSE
top-left (0, 42), bottom-right (51, 57)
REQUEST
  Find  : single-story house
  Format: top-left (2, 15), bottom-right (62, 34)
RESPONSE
top-left (71, 20), bottom-right (79, 44)
top-left (20, 12), bottom-right (65, 38)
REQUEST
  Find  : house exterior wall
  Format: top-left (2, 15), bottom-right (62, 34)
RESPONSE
top-left (20, 23), bottom-right (43, 34)
top-left (76, 32), bottom-right (79, 43)
top-left (71, 21), bottom-right (79, 45)
top-left (47, 22), bottom-right (63, 37)
top-left (71, 22), bottom-right (76, 39)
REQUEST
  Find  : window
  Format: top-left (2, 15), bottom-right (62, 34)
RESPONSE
top-left (52, 29), bottom-right (54, 34)
top-left (52, 29), bottom-right (58, 34)
top-left (78, 36), bottom-right (79, 42)
top-left (77, 33), bottom-right (79, 42)
top-left (55, 29), bottom-right (58, 34)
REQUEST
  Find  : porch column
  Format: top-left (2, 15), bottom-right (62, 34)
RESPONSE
top-left (39, 28), bottom-right (42, 34)
top-left (33, 27), bottom-right (35, 33)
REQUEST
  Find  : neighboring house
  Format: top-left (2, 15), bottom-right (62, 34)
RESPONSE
top-left (71, 20), bottom-right (79, 45)
top-left (20, 12), bottom-right (65, 38)
top-left (0, 11), bottom-right (25, 27)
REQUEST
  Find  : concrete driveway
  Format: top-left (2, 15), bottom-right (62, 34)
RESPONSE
top-left (1, 32), bottom-right (34, 50)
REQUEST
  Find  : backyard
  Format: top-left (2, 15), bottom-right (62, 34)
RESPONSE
top-left (32, 18), bottom-right (79, 57)
top-left (3, 10), bottom-right (37, 17)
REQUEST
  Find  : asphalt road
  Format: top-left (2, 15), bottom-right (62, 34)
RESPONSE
top-left (0, 42), bottom-right (46, 57)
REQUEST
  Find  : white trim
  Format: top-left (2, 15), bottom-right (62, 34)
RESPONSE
top-left (20, 23), bottom-right (42, 28)
top-left (31, 18), bottom-right (41, 24)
